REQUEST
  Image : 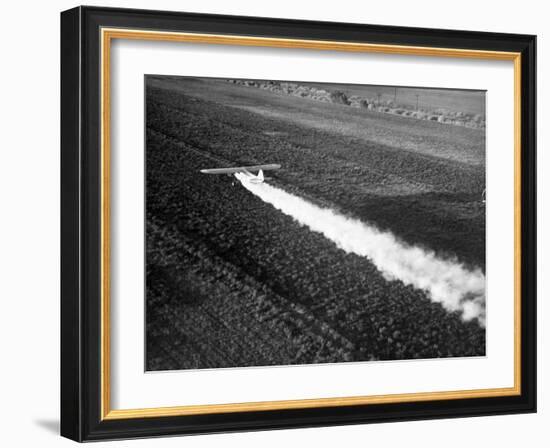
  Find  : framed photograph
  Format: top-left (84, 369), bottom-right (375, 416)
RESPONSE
top-left (60, 6), bottom-right (536, 441)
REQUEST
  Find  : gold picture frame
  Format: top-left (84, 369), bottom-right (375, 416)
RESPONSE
top-left (61, 6), bottom-right (536, 442)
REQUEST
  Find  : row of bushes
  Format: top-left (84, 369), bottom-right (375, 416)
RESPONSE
top-left (227, 79), bottom-right (485, 129)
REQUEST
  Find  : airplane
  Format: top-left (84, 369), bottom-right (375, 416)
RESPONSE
top-left (200, 164), bottom-right (280, 184)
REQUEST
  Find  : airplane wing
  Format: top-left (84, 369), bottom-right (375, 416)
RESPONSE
top-left (200, 164), bottom-right (280, 174)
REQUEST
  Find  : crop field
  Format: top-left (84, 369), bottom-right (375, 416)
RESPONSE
top-left (145, 76), bottom-right (486, 371)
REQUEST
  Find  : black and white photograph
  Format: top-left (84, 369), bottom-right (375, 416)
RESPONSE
top-left (145, 75), bottom-right (487, 371)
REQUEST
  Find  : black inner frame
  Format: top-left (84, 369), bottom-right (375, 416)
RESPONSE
top-left (61, 6), bottom-right (536, 442)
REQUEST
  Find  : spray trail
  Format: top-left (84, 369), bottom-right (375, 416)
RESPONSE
top-left (235, 173), bottom-right (485, 326)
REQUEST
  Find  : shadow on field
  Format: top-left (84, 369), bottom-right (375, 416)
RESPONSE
top-left (354, 191), bottom-right (485, 272)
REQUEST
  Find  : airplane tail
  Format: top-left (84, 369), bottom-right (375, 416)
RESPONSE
top-left (257, 169), bottom-right (264, 182)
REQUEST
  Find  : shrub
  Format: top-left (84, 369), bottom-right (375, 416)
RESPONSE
top-left (329, 90), bottom-right (350, 105)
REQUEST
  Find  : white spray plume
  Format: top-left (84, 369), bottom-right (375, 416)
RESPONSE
top-left (235, 173), bottom-right (486, 326)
